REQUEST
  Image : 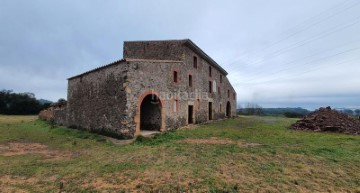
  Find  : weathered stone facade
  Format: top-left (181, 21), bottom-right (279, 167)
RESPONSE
top-left (63, 39), bottom-right (237, 138)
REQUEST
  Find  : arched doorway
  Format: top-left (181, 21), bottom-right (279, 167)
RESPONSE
top-left (140, 94), bottom-right (162, 131)
top-left (226, 101), bottom-right (231, 117)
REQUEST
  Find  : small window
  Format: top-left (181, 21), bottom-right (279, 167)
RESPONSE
top-left (189, 75), bottom-right (192, 87)
top-left (220, 104), bottom-right (222, 112)
top-left (220, 75), bottom-right (222, 83)
top-left (209, 81), bottom-right (213, 93)
top-left (218, 87), bottom-right (220, 95)
top-left (197, 99), bottom-right (200, 110)
top-left (173, 99), bottom-right (178, 112)
top-left (209, 66), bottom-right (212, 77)
top-left (193, 56), bottom-right (198, 69)
top-left (173, 71), bottom-right (178, 83)
top-left (228, 90), bottom-right (230, 98)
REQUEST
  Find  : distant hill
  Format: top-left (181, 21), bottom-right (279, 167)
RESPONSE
top-left (334, 108), bottom-right (360, 116)
top-left (237, 107), bottom-right (310, 116)
top-left (262, 107), bottom-right (310, 116)
top-left (38, 99), bottom-right (53, 105)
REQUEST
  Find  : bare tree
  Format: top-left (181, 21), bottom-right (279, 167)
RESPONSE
top-left (244, 103), bottom-right (263, 115)
top-left (355, 109), bottom-right (360, 116)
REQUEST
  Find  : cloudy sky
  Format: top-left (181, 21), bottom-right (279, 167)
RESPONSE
top-left (1, 0), bottom-right (359, 109)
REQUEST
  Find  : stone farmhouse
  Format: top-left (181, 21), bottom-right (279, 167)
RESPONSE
top-left (56, 39), bottom-right (237, 138)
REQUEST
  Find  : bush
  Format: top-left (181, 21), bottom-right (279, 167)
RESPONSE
top-left (284, 112), bottom-right (304, 118)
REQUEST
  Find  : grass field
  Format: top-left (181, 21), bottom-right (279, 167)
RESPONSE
top-left (0, 115), bottom-right (359, 192)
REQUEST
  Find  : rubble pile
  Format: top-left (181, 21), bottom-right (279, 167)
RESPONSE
top-left (38, 107), bottom-right (55, 122)
top-left (290, 107), bottom-right (360, 135)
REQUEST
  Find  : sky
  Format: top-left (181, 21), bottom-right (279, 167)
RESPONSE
top-left (0, 0), bottom-right (359, 110)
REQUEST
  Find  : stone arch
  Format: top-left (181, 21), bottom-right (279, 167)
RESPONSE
top-left (135, 90), bottom-right (165, 136)
top-left (226, 101), bottom-right (231, 117)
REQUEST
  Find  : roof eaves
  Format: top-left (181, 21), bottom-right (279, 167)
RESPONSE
top-left (184, 39), bottom-right (228, 75)
top-left (67, 59), bottom-right (126, 80)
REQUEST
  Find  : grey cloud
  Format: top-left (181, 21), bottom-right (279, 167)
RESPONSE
top-left (0, 0), bottom-right (358, 109)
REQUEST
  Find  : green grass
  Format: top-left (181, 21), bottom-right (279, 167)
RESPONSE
top-left (0, 115), bottom-right (359, 192)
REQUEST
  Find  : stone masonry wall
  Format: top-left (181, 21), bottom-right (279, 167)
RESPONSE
top-left (66, 61), bottom-right (133, 138)
top-left (184, 46), bottom-right (236, 121)
top-left (54, 108), bottom-right (67, 126)
top-left (125, 43), bottom-right (237, 132)
top-left (65, 40), bottom-right (237, 138)
top-left (123, 40), bottom-right (185, 61)
top-left (183, 46), bottom-right (237, 120)
top-left (125, 59), bottom-right (187, 131)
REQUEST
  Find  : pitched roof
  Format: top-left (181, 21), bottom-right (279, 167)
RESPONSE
top-left (124, 39), bottom-right (228, 75)
top-left (67, 59), bottom-right (125, 80)
top-left (183, 39), bottom-right (228, 75)
top-left (68, 39), bottom-right (228, 80)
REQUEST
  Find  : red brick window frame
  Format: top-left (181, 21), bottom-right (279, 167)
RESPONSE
top-left (173, 98), bottom-right (179, 113)
top-left (193, 56), bottom-right (198, 69)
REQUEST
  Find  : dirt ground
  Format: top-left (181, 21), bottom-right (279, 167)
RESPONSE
top-left (0, 142), bottom-right (74, 160)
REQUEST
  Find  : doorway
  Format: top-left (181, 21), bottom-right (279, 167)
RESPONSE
top-left (226, 101), bottom-right (231, 117)
top-left (140, 94), bottom-right (162, 131)
top-left (208, 102), bottom-right (212, 120)
top-left (188, 105), bottom-right (194, 124)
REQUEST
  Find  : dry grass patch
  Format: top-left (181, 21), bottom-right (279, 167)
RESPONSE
top-left (0, 115), bottom-right (37, 124)
top-left (82, 169), bottom-right (199, 192)
top-left (0, 175), bottom-right (58, 193)
top-left (0, 142), bottom-right (74, 160)
top-left (179, 137), bottom-right (262, 147)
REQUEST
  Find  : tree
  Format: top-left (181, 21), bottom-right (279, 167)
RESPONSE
top-left (355, 109), bottom-right (360, 116)
top-left (343, 109), bottom-right (354, 116)
top-left (243, 103), bottom-right (263, 115)
top-left (0, 90), bottom-right (44, 115)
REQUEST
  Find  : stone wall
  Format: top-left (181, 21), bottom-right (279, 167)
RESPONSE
top-left (124, 40), bottom-right (185, 61)
top-left (182, 46), bottom-right (237, 121)
top-left (66, 61), bottom-right (132, 138)
top-left (64, 40), bottom-right (237, 138)
top-left (54, 108), bottom-right (67, 126)
top-left (39, 106), bottom-right (67, 126)
top-left (125, 42), bottom-right (237, 133)
top-left (39, 107), bottom-right (54, 122)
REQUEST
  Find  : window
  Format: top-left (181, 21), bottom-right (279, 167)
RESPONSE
top-left (197, 99), bottom-right (200, 110)
top-left (189, 75), bottom-right (192, 87)
top-left (209, 66), bottom-right (212, 77)
top-left (193, 56), bottom-right (198, 69)
top-left (173, 71), bottom-right (178, 83)
top-left (218, 87), bottom-right (220, 95)
top-left (220, 75), bottom-right (222, 83)
top-left (213, 81), bottom-right (217, 92)
top-left (173, 99), bottom-right (178, 112)
top-left (209, 81), bottom-right (212, 93)
top-left (228, 89), bottom-right (230, 98)
top-left (220, 104), bottom-right (222, 112)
